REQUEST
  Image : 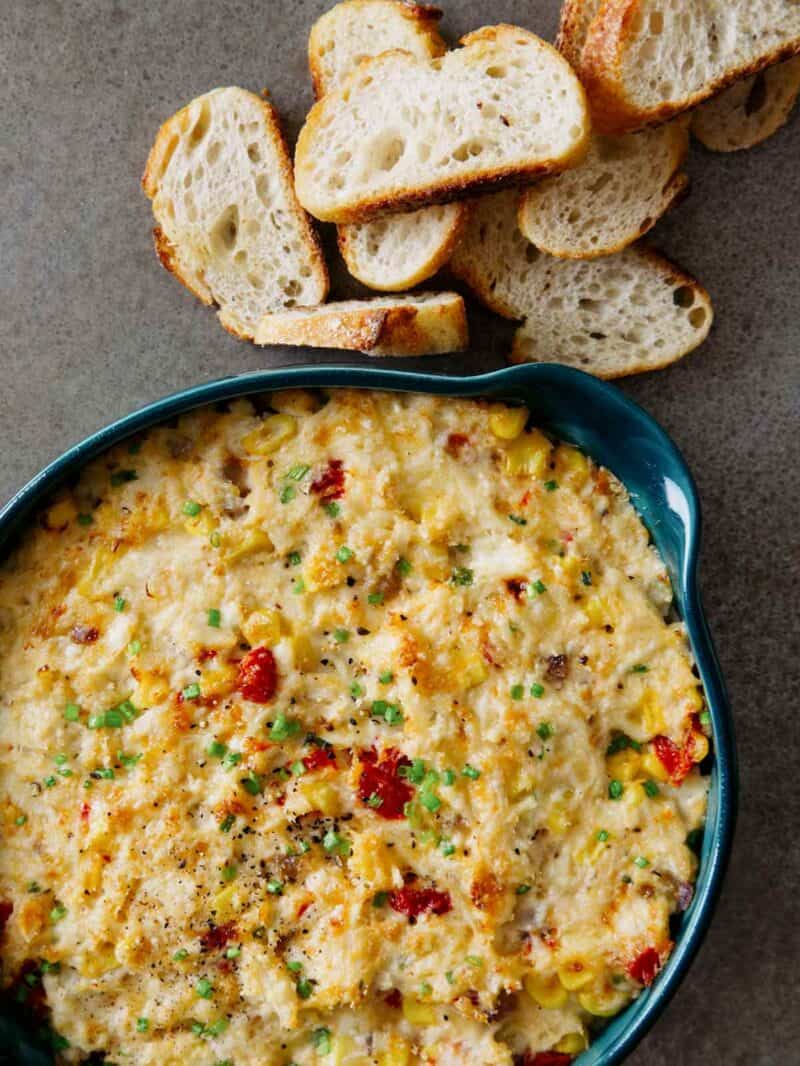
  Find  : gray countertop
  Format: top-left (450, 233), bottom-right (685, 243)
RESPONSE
top-left (2, 2), bottom-right (798, 1063)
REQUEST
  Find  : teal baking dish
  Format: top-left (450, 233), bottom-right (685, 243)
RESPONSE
top-left (0, 363), bottom-right (736, 1065)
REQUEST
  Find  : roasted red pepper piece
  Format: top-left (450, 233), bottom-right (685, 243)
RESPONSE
top-left (388, 886), bottom-right (452, 918)
top-left (200, 921), bottom-right (238, 952)
top-left (236, 646), bottom-right (278, 703)
top-left (0, 901), bottom-right (12, 936)
top-left (627, 947), bottom-right (662, 987)
top-left (358, 748), bottom-right (413, 819)
top-left (310, 459), bottom-right (345, 502)
top-left (652, 734), bottom-right (695, 785)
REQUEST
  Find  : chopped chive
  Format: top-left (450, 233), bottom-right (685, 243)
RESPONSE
top-left (291, 760), bottom-right (306, 777)
top-left (322, 830), bottom-right (350, 856)
top-left (206, 1018), bottom-right (228, 1038)
top-left (335, 545), bottom-right (354, 563)
top-left (297, 978), bottom-right (313, 999)
top-left (442, 769), bottom-right (456, 786)
top-left (136, 1018), bottom-right (149, 1033)
top-left (530, 683), bottom-right (545, 699)
top-left (597, 829), bottom-right (610, 842)
top-left (324, 502), bottom-right (340, 518)
top-left (113, 596), bottom-right (127, 612)
top-left (173, 948), bottom-right (189, 961)
top-left (373, 891), bottom-right (388, 907)
top-left (379, 670), bottom-right (393, 684)
top-left (219, 814), bottom-right (235, 833)
top-left (226, 945), bottom-right (241, 959)
top-left (462, 764), bottom-right (480, 780)
top-left (222, 751), bottom-right (242, 770)
top-left (270, 712), bottom-right (300, 742)
top-left (531, 579), bottom-right (547, 595)
top-left (292, 577), bottom-right (305, 594)
top-left (366, 792), bottom-right (383, 809)
top-left (207, 608), bottom-right (221, 628)
top-left (510, 683), bottom-right (524, 700)
top-left (396, 557), bottom-right (412, 576)
top-left (49, 904), bottom-right (67, 923)
top-left (350, 681), bottom-right (364, 699)
top-left (280, 485), bottom-right (296, 504)
top-left (182, 683), bottom-right (201, 700)
top-left (699, 709), bottom-right (712, 729)
top-left (440, 840), bottom-right (456, 857)
top-left (633, 856), bottom-right (650, 869)
top-left (608, 779), bottom-right (624, 800)
top-left (286, 463), bottom-right (310, 481)
top-left (77, 513), bottom-right (93, 526)
top-left (508, 514), bottom-right (527, 526)
top-left (419, 791), bottom-right (441, 813)
top-left (118, 751), bottom-right (143, 767)
top-left (209, 531), bottom-right (222, 548)
top-left (515, 883), bottom-right (531, 895)
top-left (419, 981), bottom-right (433, 997)
top-left (333, 628), bottom-right (350, 644)
top-left (643, 779), bottom-right (660, 798)
top-left (367, 592), bottom-right (384, 605)
top-left (127, 639), bottom-right (141, 657)
top-left (266, 878), bottom-right (283, 895)
top-left (242, 771), bottom-right (262, 796)
top-left (15, 814), bottom-right (27, 826)
top-left (63, 702), bottom-right (80, 721)
top-left (631, 664), bottom-right (649, 674)
top-left (195, 977), bottom-right (213, 999)
top-left (581, 570), bottom-right (593, 586)
top-left (606, 734), bottom-right (642, 756)
top-left (312, 1027), bottom-right (332, 1055)
top-left (544, 480), bottom-right (558, 492)
top-left (182, 500), bottom-right (202, 517)
top-left (287, 550), bottom-right (302, 566)
top-left (43, 776), bottom-right (57, 789)
top-left (208, 740), bottom-right (227, 758)
top-left (536, 721), bottom-right (553, 741)
top-left (465, 955), bottom-right (483, 967)
top-left (451, 566), bottom-right (474, 587)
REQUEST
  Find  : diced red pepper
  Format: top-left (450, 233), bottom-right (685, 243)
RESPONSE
top-left (236, 646), bottom-right (278, 703)
top-left (357, 748), bottom-right (413, 819)
top-left (445, 433), bottom-right (470, 457)
top-left (505, 578), bottom-right (528, 601)
top-left (627, 947), bottom-right (662, 987)
top-left (388, 886), bottom-right (452, 919)
top-left (303, 746), bottom-right (337, 773)
top-left (652, 734), bottom-right (695, 786)
top-left (384, 988), bottom-right (402, 1009)
top-left (310, 459), bottom-right (345, 502)
top-left (79, 802), bottom-right (91, 824)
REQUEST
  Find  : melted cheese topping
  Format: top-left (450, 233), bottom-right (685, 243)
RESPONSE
top-left (0, 390), bottom-right (708, 1065)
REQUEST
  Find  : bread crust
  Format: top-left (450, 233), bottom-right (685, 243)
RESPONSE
top-left (556, 0), bottom-right (600, 68)
top-left (308, 0), bottom-right (445, 99)
top-left (254, 294), bottom-right (468, 355)
top-left (142, 89), bottom-right (328, 339)
top-left (337, 202), bottom-right (469, 290)
top-left (580, 0), bottom-right (800, 134)
top-left (295, 26), bottom-right (591, 223)
top-left (692, 56), bottom-right (800, 152)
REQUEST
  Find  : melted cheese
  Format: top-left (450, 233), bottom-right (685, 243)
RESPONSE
top-left (0, 390), bottom-right (708, 1065)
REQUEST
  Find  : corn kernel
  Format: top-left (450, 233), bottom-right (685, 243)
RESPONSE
top-left (241, 609), bottom-right (281, 647)
top-left (184, 511), bottom-right (216, 538)
top-left (241, 414), bottom-right (297, 455)
top-left (692, 732), bottom-right (709, 763)
top-left (201, 661), bottom-right (238, 699)
top-left (378, 1037), bottom-right (412, 1066)
top-left (135, 670), bottom-right (170, 707)
top-left (44, 498), bottom-right (78, 530)
top-left (503, 429), bottom-right (552, 477)
top-left (641, 750), bottom-right (670, 783)
top-left (460, 653), bottom-right (488, 690)
top-left (299, 780), bottom-right (340, 816)
top-left (524, 972), bottom-right (568, 1009)
top-left (546, 803), bottom-right (572, 836)
top-left (222, 529), bottom-right (273, 565)
top-left (578, 982), bottom-right (628, 1018)
top-left (555, 1030), bottom-right (588, 1054)
top-left (402, 998), bottom-right (437, 1026)
top-left (555, 444), bottom-right (590, 487)
top-left (489, 405), bottom-right (528, 441)
top-left (558, 959), bottom-right (596, 991)
top-left (583, 595), bottom-right (609, 627)
top-left (639, 689), bottom-right (666, 735)
top-left (606, 749), bottom-right (643, 783)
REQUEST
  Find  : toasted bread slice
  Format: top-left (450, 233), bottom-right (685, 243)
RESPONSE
top-left (142, 87), bottom-right (328, 339)
top-left (579, 0), bottom-right (800, 134)
top-left (309, 0), bottom-right (446, 99)
top-left (451, 191), bottom-right (712, 378)
top-left (556, 0), bottom-right (601, 69)
top-left (295, 25), bottom-right (590, 224)
top-left (692, 56), bottom-right (800, 152)
top-left (309, 0), bottom-right (467, 290)
top-left (518, 119), bottom-right (688, 259)
top-left (254, 292), bottom-right (468, 355)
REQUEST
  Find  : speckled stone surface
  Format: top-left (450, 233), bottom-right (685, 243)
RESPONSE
top-left (1, 2), bottom-right (799, 1062)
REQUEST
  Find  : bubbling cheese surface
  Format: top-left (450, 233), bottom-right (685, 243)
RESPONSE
top-left (0, 390), bottom-right (708, 1065)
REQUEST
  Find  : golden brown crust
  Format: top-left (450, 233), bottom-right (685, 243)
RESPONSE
top-left (295, 27), bottom-right (591, 223)
top-left (580, 0), bottom-right (800, 134)
top-left (308, 0), bottom-right (446, 99)
top-left (556, 0), bottom-right (600, 68)
top-left (151, 226), bottom-right (213, 306)
top-left (692, 57), bottom-right (800, 151)
top-left (507, 245), bottom-right (714, 378)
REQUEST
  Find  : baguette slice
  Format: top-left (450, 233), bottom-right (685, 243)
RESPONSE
top-left (309, 0), bottom-right (467, 290)
top-left (142, 87), bottom-right (328, 339)
top-left (309, 0), bottom-right (446, 98)
top-left (254, 292), bottom-right (468, 355)
top-left (451, 191), bottom-right (712, 378)
top-left (692, 56), bottom-right (800, 152)
top-left (580, 0), bottom-right (800, 134)
top-left (518, 120), bottom-right (688, 259)
top-left (556, 0), bottom-right (601, 69)
top-left (295, 25), bottom-right (590, 223)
